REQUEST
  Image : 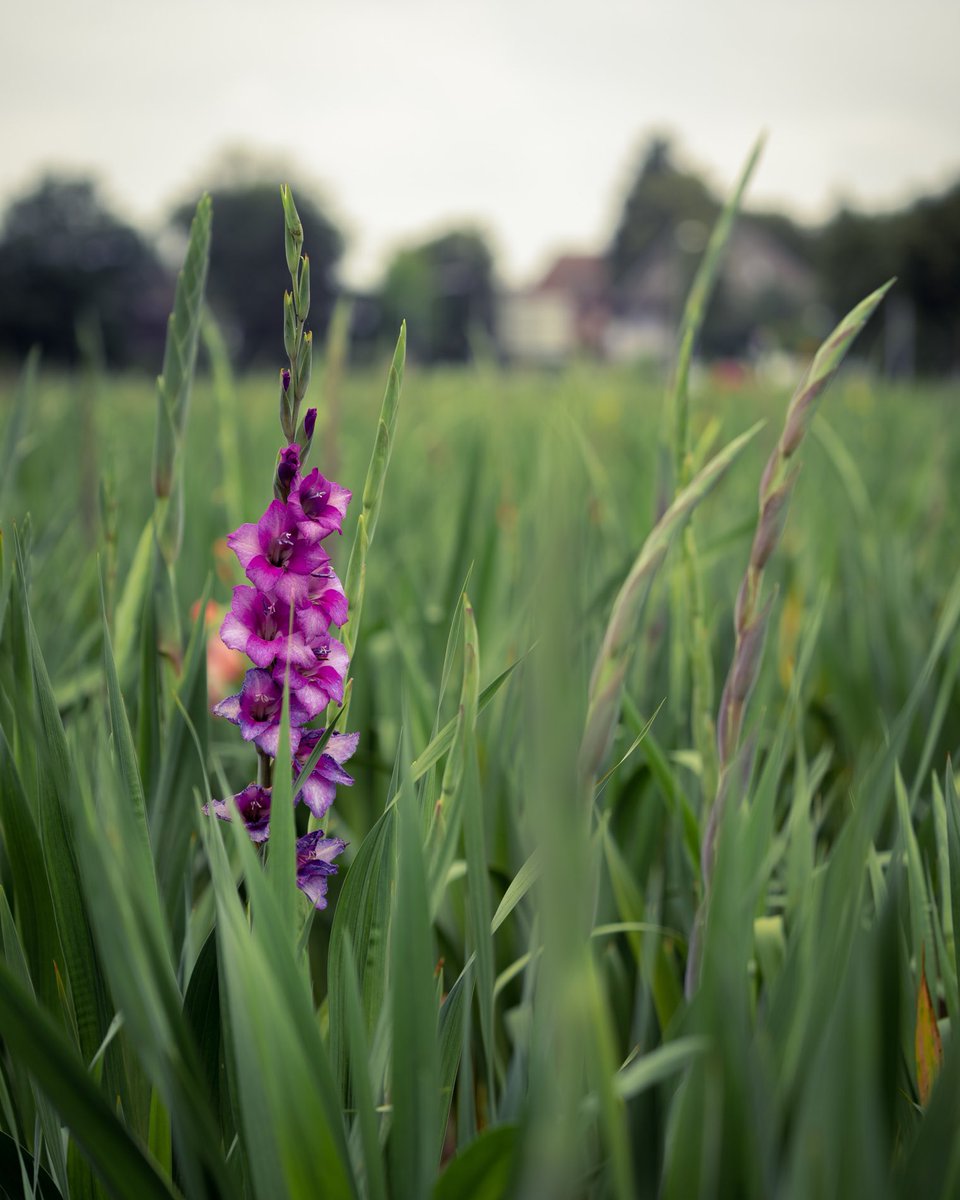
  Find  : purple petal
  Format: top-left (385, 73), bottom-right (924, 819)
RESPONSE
top-left (226, 523), bottom-right (261, 570)
top-left (295, 831), bottom-right (347, 909)
top-left (306, 571), bottom-right (349, 627)
top-left (323, 730), bottom-right (361, 764)
top-left (254, 721), bottom-right (302, 759)
top-left (247, 556), bottom-right (285, 594)
top-left (212, 692), bottom-right (241, 724)
top-left (204, 784), bottom-right (272, 843)
top-left (293, 729), bottom-right (358, 815)
top-left (256, 500), bottom-right (291, 548)
top-left (298, 773), bottom-right (336, 819)
top-left (289, 469), bottom-right (352, 541)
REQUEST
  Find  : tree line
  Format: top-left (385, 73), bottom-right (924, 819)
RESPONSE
top-left (0, 141), bottom-right (957, 372)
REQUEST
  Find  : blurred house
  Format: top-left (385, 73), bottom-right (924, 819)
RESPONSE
top-left (499, 220), bottom-right (817, 365)
top-left (499, 254), bottom-right (609, 365)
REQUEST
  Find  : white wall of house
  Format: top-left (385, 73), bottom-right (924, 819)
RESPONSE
top-left (498, 291), bottom-right (576, 363)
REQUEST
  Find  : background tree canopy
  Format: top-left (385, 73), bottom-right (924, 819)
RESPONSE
top-left (0, 174), bottom-right (167, 365)
top-left (0, 140), bottom-right (957, 371)
top-left (380, 229), bottom-right (496, 363)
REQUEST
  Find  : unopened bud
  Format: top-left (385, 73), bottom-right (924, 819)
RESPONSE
top-left (304, 407), bottom-right (317, 441)
top-left (283, 292), bottom-right (297, 360)
top-left (279, 368), bottom-right (294, 440)
top-left (298, 255), bottom-right (311, 320)
top-left (281, 185), bottom-right (304, 279)
top-left (295, 330), bottom-right (313, 402)
top-left (275, 443), bottom-right (301, 501)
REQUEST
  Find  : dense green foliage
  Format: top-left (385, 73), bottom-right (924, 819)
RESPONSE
top-left (1, 336), bottom-right (960, 1190)
top-left (0, 185), bottom-right (958, 1198)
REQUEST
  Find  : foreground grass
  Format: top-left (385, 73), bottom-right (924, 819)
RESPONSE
top-left (0, 349), bottom-right (959, 1198)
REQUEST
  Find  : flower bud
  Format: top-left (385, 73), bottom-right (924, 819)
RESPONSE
top-left (283, 292), bottom-right (297, 361)
top-left (295, 330), bottom-right (313, 403)
top-left (298, 255), bottom-right (311, 321)
top-left (279, 367), bottom-right (294, 440)
top-left (281, 185), bottom-right (304, 280)
top-left (275, 443), bottom-right (301, 501)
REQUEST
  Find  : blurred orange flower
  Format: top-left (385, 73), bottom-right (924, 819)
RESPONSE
top-left (190, 599), bottom-right (246, 704)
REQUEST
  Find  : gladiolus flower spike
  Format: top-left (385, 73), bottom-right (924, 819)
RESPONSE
top-left (205, 190), bottom-right (356, 909)
top-left (207, 443), bottom-right (356, 905)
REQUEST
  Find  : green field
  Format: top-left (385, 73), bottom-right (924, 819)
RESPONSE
top-left (1, 218), bottom-right (960, 1198)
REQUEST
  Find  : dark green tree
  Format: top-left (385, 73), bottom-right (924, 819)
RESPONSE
top-left (380, 229), bottom-right (495, 363)
top-left (607, 137), bottom-right (719, 289)
top-left (0, 174), bottom-right (167, 364)
top-left (171, 157), bottom-right (343, 365)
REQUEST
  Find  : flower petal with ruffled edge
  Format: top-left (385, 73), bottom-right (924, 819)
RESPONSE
top-left (274, 631), bottom-right (350, 712)
top-left (295, 830), bottom-right (347, 909)
top-left (288, 469), bottom-right (352, 541)
top-left (212, 668), bottom-right (310, 756)
top-left (220, 586), bottom-right (317, 671)
top-left (293, 729), bottom-right (359, 819)
top-left (229, 500), bottom-right (331, 606)
top-left (304, 567), bottom-right (349, 628)
top-left (204, 783), bottom-right (272, 842)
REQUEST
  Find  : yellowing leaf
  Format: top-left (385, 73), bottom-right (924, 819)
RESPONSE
top-left (915, 951), bottom-right (943, 1107)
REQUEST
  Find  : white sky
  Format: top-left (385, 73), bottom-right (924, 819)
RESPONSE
top-left (3, 0), bottom-right (958, 286)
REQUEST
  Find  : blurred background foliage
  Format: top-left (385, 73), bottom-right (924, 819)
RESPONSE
top-left (1, 137), bottom-right (958, 371)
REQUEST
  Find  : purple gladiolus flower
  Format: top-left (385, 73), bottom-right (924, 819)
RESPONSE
top-left (288, 468), bottom-right (352, 541)
top-left (212, 668), bottom-right (315, 757)
top-left (220, 586), bottom-right (317, 670)
top-left (293, 729), bottom-right (359, 819)
top-left (303, 565), bottom-right (349, 627)
top-left (227, 501), bottom-right (331, 605)
top-left (205, 784), bottom-right (272, 842)
top-left (276, 630), bottom-right (350, 711)
top-left (295, 830), bottom-right (347, 909)
top-left (304, 407), bottom-right (317, 441)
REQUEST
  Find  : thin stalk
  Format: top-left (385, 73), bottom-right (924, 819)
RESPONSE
top-left (668, 137), bottom-right (764, 804)
top-left (686, 278), bottom-right (895, 997)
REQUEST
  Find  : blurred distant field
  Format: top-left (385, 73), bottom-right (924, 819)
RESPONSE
top-left (6, 360), bottom-right (959, 830)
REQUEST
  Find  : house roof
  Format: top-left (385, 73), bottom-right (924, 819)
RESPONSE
top-left (534, 254), bottom-right (608, 299)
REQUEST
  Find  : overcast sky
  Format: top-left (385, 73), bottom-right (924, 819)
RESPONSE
top-left (3, 0), bottom-right (958, 286)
